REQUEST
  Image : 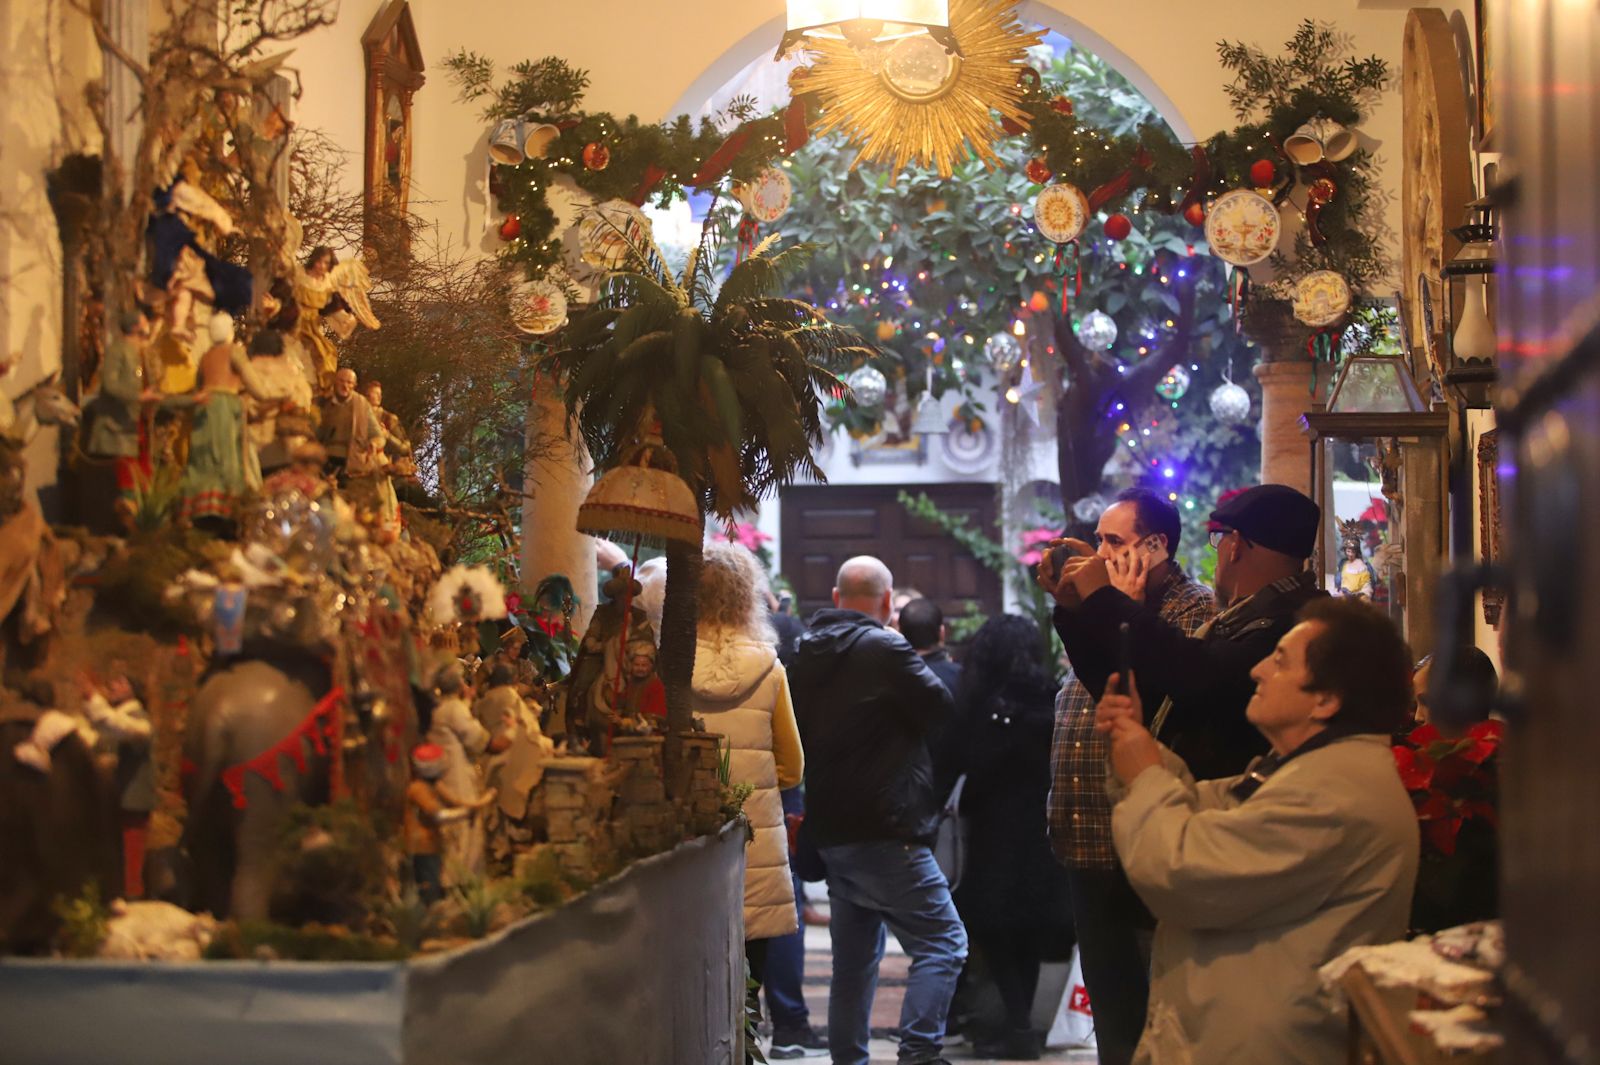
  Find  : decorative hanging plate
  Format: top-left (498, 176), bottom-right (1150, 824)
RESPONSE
top-left (575, 200), bottom-right (652, 271)
top-left (1204, 189), bottom-right (1282, 267)
top-left (1292, 270), bottom-right (1353, 327)
top-left (1034, 183), bottom-right (1090, 244)
top-left (938, 419), bottom-right (997, 475)
top-left (510, 279), bottom-right (568, 336)
top-left (736, 167), bottom-right (793, 225)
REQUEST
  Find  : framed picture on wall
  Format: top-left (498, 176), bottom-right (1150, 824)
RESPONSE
top-left (1477, 428), bottom-right (1504, 626)
top-left (1475, 0), bottom-right (1496, 147)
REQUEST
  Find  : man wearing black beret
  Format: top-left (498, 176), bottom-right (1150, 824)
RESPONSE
top-left (1039, 483), bottom-right (1327, 783)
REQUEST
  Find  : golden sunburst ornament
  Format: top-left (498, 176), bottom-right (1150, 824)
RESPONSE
top-left (800, 0), bottom-right (1041, 177)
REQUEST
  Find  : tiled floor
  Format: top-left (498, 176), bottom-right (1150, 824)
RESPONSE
top-left (762, 888), bottom-right (1098, 1064)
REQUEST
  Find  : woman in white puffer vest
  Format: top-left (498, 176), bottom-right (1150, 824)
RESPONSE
top-left (689, 541), bottom-right (805, 975)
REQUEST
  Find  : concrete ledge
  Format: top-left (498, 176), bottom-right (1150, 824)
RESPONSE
top-left (0, 824), bottom-right (747, 1065)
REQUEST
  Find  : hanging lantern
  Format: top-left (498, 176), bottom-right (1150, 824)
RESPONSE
top-left (1077, 310), bottom-right (1118, 353)
top-left (845, 365), bottom-right (889, 407)
top-left (777, 0), bottom-right (960, 59)
top-left (576, 426), bottom-right (702, 546)
top-left (1155, 365), bottom-right (1191, 400)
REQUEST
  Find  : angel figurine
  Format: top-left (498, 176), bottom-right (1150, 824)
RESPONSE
top-left (293, 246), bottom-right (380, 392)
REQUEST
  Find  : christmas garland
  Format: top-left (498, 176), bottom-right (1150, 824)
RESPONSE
top-left (447, 20), bottom-right (1387, 306)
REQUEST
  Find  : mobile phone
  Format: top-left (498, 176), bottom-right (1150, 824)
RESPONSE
top-left (1135, 535), bottom-right (1169, 568)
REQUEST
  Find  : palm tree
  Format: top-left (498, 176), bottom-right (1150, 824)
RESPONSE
top-left (542, 219), bottom-right (873, 754)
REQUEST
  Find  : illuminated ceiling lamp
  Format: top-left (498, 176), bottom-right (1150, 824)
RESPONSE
top-left (777, 0), bottom-right (961, 60)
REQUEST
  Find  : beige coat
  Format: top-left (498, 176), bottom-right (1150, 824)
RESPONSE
top-left (691, 632), bottom-right (803, 941)
top-left (1111, 734), bottom-right (1418, 1065)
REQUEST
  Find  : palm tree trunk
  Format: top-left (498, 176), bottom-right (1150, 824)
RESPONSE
top-left (658, 534), bottom-right (703, 793)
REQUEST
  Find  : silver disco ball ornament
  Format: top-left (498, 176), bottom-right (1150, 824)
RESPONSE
top-left (1077, 310), bottom-right (1118, 353)
top-left (984, 331), bottom-right (1022, 375)
top-left (1071, 493), bottom-right (1107, 523)
top-left (1209, 381), bottom-right (1253, 425)
top-left (1155, 365), bottom-right (1192, 401)
top-left (845, 365), bottom-right (889, 408)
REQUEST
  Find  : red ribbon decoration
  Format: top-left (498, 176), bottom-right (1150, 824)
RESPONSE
top-left (784, 94), bottom-right (817, 154)
top-left (1177, 145), bottom-right (1211, 216)
top-left (220, 687), bottom-right (345, 810)
top-left (1055, 241), bottom-right (1082, 314)
top-left (628, 163), bottom-right (669, 207)
top-left (1087, 146), bottom-right (1153, 211)
top-left (691, 125), bottom-right (756, 188)
top-left (736, 216), bottom-right (761, 264)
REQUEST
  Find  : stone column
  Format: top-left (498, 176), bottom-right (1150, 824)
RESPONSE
top-left (1253, 359), bottom-right (1317, 495)
top-left (522, 375), bottom-right (597, 630)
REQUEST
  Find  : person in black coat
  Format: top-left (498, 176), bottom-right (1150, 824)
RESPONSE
top-left (947, 614), bottom-right (1074, 1060)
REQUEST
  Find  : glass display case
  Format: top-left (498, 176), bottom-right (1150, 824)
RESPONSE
top-left (1301, 356), bottom-right (1448, 643)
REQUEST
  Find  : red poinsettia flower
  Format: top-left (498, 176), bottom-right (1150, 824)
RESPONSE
top-left (534, 614), bottom-right (564, 637)
top-left (1460, 719), bottom-right (1504, 765)
top-left (1392, 744), bottom-right (1435, 792)
top-left (504, 592), bottom-right (524, 616)
top-left (1423, 815), bottom-right (1464, 856)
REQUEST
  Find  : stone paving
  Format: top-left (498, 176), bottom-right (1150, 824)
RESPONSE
top-left (759, 889), bottom-right (1098, 1064)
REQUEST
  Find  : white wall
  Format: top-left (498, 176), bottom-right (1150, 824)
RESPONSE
top-left (0, 0), bottom-right (100, 499)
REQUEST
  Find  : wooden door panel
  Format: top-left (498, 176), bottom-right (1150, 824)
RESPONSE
top-left (780, 483), bottom-right (1003, 625)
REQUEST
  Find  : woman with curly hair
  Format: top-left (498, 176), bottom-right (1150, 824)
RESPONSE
top-left (945, 614), bottom-right (1075, 1060)
top-left (688, 542), bottom-right (806, 1015)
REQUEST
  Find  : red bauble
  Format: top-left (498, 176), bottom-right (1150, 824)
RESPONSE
top-left (1249, 159), bottom-right (1276, 188)
top-left (1000, 116), bottom-right (1025, 136)
top-left (583, 142), bottom-right (611, 171)
top-left (1104, 213), bottom-right (1133, 241)
top-left (1025, 157), bottom-right (1053, 184)
top-left (498, 214), bottom-right (522, 241)
top-left (1183, 202), bottom-right (1206, 226)
top-left (1049, 95), bottom-right (1075, 116)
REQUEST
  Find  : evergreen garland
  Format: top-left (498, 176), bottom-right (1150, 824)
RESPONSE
top-left (447, 20), bottom-right (1388, 305)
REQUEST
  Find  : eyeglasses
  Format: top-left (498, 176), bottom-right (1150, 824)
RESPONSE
top-left (1208, 528), bottom-right (1231, 549)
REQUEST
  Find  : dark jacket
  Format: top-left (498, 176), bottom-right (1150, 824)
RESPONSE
top-left (949, 674), bottom-right (1074, 944)
top-left (789, 608), bottom-right (954, 846)
top-left (919, 648), bottom-right (963, 695)
top-left (1053, 570), bottom-right (1325, 782)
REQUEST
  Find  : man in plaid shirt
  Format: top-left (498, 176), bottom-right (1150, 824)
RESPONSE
top-left (1045, 489), bottom-right (1216, 1065)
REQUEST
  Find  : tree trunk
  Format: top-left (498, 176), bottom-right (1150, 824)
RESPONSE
top-left (658, 535), bottom-right (703, 793)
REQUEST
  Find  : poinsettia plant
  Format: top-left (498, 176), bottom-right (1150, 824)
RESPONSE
top-left (1392, 721), bottom-right (1503, 857)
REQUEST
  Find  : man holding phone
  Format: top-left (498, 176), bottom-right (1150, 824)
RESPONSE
top-left (1043, 488), bottom-right (1216, 1065)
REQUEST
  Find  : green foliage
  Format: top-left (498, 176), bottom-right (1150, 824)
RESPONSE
top-left (50, 881), bottom-right (109, 958)
top-left (744, 964), bottom-right (769, 1065)
top-left (204, 920), bottom-right (409, 962)
top-left (448, 873), bottom-right (515, 939)
top-left (272, 800), bottom-right (388, 930)
top-left (375, 888), bottom-right (436, 955)
top-left (125, 460), bottom-right (183, 533)
top-left (94, 526), bottom-right (221, 636)
top-left (897, 491), bottom-right (1061, 676)
top-left (542, 224), bottom-right (869, 519)
top-left (445, 53), bottom-right (797, 282)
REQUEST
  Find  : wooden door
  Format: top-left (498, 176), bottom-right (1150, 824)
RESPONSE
top-left (779, 483), bottom-right (1004, 624)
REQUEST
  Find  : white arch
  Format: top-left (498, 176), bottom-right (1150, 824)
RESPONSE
top-left (667, 5), bottom-right (1195, 142)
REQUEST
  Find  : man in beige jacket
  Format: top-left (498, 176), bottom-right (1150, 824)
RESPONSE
top-left (1096, 597), bottom-right (1419, 1065)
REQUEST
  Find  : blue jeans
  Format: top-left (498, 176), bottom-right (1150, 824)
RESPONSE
top-left (764, 789), bottom-right (811, 1033)
top-left (820, 840), bottom-right (968, 1065)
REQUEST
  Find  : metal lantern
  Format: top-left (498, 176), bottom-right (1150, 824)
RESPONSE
top-left (911, 366), bottom-right (948, 435)
top-left (777, 0), bottom-right (960, 58)
top-left (1439, 196), bottom-right (1499, 408)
